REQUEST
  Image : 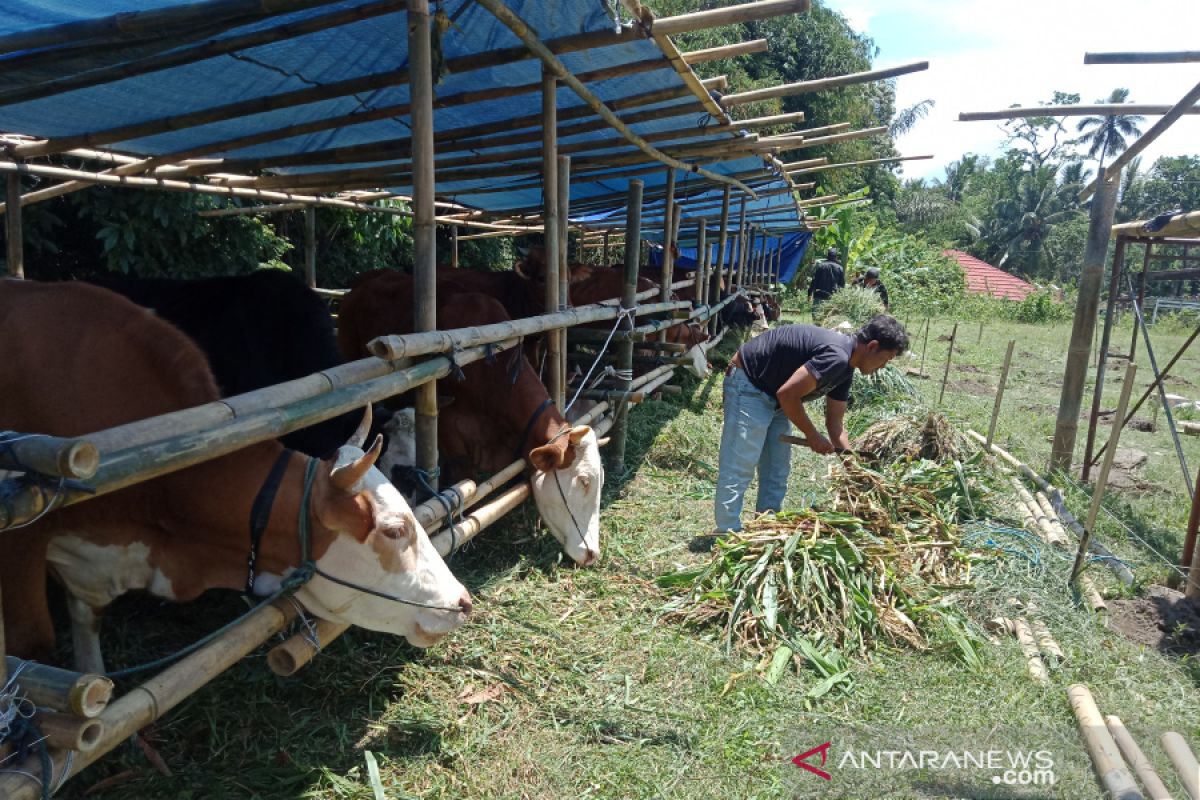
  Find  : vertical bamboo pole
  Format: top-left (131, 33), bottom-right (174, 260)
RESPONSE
top-left (409, 0), bottom-right (438, 489)
top-left (1184, 463), bottom-right (1200, 598)
top-left (1083, 238), bottom-right (1127, 480)
top-left (986, 340), bottom-right (1016, 447)
top-left (918, 317), bottom-right (931, 377)
top-left (450, 224), bottom-right (459, 269)
top-left (734, 198), bottom-right (748, 289)
top-left (557, 155), bottom-right (571, 406)
top-left (1071, 362), bottom-right (1137, 586)
top-left (1051, 174), bottom-right (1120, 472)
top-left (611, 179), bottom-right (643, 471)
top-left (695, 217), bottom-right (708, 307)
top-left (542, 68), bottom-right (563, 407)
top-left (938, 322), bottom-right (958, 405)
top-left (1130, 246), bottom-right (1150, 361)
top-left (669, 202), bottom-right (682, 295)
top-left (660, 168), bottom-right (676, 301)
top-left (601, 230), bottom-right (610, 266)
top-left (6, 173), bottom-right (23, 278)
top-left (303, 206), bottom-right (316, 289)
top-left (712, 186), bottom-right (731, 334)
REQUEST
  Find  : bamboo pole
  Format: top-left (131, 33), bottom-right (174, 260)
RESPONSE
top-left (1067, 685), bottom-right (1144, 800)
top-left (1087, 51), bottom-right (1200, 64)
top-left (683, 39), bottom-right (769, 65)
top-left (557, 154), bottom-right (571, 407)
top-left (0, 432), bottom-right (99, 480)
top-left (1113, 209), bottom-right (1200, 239)
top-left (986, 340), bottom-right (1016, 447)
top-left (1161, 732), bottom-right (1200, 800)
top-left (959, 104), bottom-right (1200, 122)
top-left (1080, 79), bottom-right (1200, 201)
top-left (787, 154), bottom-right (932, 174)
top-left (1186, 465), bottom-right (1200, 598)
top-left (651, 0), bottom-right (808, 36)
top-left (1131, 263), bottom-right (1148, 361)
top-left (761, 126), bottom-right (888, 152)
top-left (712, 185), bottom-right (731, 333)
top-left (471, 0), bottom-right (756, 197)
top-left (1030, 619), bottom-right (1065, 665)
top-left (304, 207), bottom-right (316, 289)
top-left (6, 173), bottom-right (22, 278)
top-left (660, 169), bottom-right (676, 302)
top-left (34, 711), bottom-right (104, 752)
top-left (938, 322), bottom-right (958, 405)
top-left (735, 195), bottom-right (749, 290)
top-left (542, 68), bottom-right (564, 412)
top-left (266, 618), bottom-right (351, 677)
top-left (450, 224), bottom-right (459, 269)
top-left (1011, 618), bottom-right (1049, 684)
top-left (695, 217), bottom-right (709, 307)
top-left (1034, 490), bottom-right (1072, 546)
top-left (430, 482), bottom-right (530, 556)
top-left (1083, 238), bottom-right (1127, 480)
top-left (3, 658), bottom-right (112, 718)
top-left (721, 61), bottom-right (928, 107)
top-left (1051, 173), bottom-right (1120, 471)
top-left (1071, 363), bottom-right (1137, 585)
top-left (1104, 716), bottom-right (1173, 800)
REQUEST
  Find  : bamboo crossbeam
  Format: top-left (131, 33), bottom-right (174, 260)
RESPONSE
top-left (767, 126), bottom-right (889, 152)
top-left (721, 61), bottom-right (928, 107)
top-left (1112, 210), bottom-right (1200, 239)
top-left (0, 432), bottom-right (99, 480)
top-left (0, 0), bottom-right (405, 108)
top-left (959, 104), bottom-right (1200, 122)
top-left (3, 657), bottom-right (112, 719)
top-left (1161, 732), bottom-right (1200, 800)
top-left (651, 0), bottom-right (808, 36)
top-left (629, 364), bottom-right (676, 391)
top-left (34, 711), bottom-right (104, 752)
top-left (1080, 79), bottom-right (1200, 201)
top-left (790, 154), bottom-right (934, 174)
top-left (429, 482), bottom-right (530, 556)
top-left (0, 600), bottom-right (298, 800)
top-left (473, 0), bottom-right (756, 198)
top-left (682, 39), bottom-right (769, 64)
top-left (1105, 716), bottom-right (1173, 800)
top-left (1087, 51), bottom-right (1200, 64)
top-left (782, 157), bottom-right (829, 171)
top-left (759, 121), bottom-right (851, 140)
top-left (266, 618), bottom-right (351, 677)
top-left (1067, 685), bottom-right (1144, 800)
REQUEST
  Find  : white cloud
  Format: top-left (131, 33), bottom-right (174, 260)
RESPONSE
top-left (826, 0), bottom-right (1200, 182)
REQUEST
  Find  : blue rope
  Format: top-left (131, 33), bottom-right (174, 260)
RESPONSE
top-left (961, 522), bottom-right (1044, 566)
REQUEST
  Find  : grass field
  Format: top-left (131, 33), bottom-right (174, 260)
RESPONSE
top-left (45, 311), bottom-right (1200, 799)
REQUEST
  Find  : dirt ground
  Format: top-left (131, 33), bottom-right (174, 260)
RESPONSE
top-left (1109, 584), bottom-right (1200, 658)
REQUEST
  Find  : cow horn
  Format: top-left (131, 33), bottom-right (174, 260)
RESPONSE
top-left (330, 434), bottom-right (383, 491)
top-left (347, 405), bottom-right (373, 450)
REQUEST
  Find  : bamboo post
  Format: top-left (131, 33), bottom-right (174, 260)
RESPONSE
top-left (918, 317), bottom-right (930, 376)
top-left (735, 195), bottom-right (748, 290)
top-left (557, 154), bottom-right (571, 405)
top-left (601, 230), bottom-right (610, 265)
top-left (34, 711), bottom-right (104, 752)
top-left (409, 0), bottom-right (438, 491)
top-left (1161, 732), bottom-right (1200, 800)
top-left (712, 185), bottom-right (731, 334)
top-left (0, 432), bottom-right (99, 479)
top-left (1185, 463), bottom-right (1200, 598)
top-left (611, 180), bottom-right (643, 472)
top-left (660, 168), bottom-right (676, 301)
top-left (1071, 362), bottom-right (1137, 586)
top-left (1051, 174), bottom-right (1120, 472)
top-left (303, 206), bottom-right (316, 288)
top-left (695, 217), bottom-right (708, 307)
top-left (450, 224), bottom-right (459, 269)
top-left (1067, 685), bottom-right (1144, 800)
top-left (267, 618), bottom-right (351, 676)
top-left (986, 340), bottom-right (1016, 447)
top-left (937, 322), bottom-right (958, 405)
top-left (1083, 238), bottom-right (1127, 480)
top-left (6, 173), bottom-right (22, 278)
top-left (1131, 254), bottom-right (1149, 360)
top-left (1105, 716), bottom-right (1173, 800)
top-left (543, 67), bottom-right (563, 408)
top-left (3, 657), bottom-right (112, 718)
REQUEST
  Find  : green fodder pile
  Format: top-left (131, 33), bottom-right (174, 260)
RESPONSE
top-left (658, 458), bottom-right (995, 662)
top-left (813, 285), bottom-right (884, 328)
top-left (854, 409), bottom-right (970, 462)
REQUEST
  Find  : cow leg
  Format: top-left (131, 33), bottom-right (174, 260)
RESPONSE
top-left (66, 592), bottom-right (107, 674)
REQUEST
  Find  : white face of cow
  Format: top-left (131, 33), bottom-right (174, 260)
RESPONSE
top-left (683, 343), bottom-right (710, 378)
top-left (529, 426), bottom-right (604, 566)
top-left (299, 436), bottom-right (471, 648)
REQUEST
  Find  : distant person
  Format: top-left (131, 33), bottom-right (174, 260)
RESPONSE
top-left (712, 315), bottom-right (908, 535)
top-left (807, 247), bottom-right (844, 310)
top-left (853, 267), bottom-right (890, 311)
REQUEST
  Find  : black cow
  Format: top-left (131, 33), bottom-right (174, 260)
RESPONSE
top-left (85, 270), bottom-right (358, 458)
top-left (719, 292), bottom-right (758, 329)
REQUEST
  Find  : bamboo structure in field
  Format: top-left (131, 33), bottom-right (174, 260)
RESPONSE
top-left (3, 658), bottom-right (112, 718)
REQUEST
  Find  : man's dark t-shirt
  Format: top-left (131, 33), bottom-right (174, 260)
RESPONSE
top-left (737, 324), bottom-right (855, 404)
top-left (809, 260), bottom-right (844, 301)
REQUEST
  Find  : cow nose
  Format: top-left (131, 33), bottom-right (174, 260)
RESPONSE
top-left (457, 591), bottom-right (473, 616)
top-left (580, 548), bottom-right (599, 567)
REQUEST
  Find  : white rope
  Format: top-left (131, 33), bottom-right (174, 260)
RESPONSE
top-left (565, 306), bottom-right (637, 413)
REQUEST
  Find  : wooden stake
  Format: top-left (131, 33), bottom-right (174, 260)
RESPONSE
top-left (1066, 684), bottom-right (1144, 800)
top-left (1161, 732), bottom-right (1200, 800)
top-left (266, 618), bottom-right (351, 677)
top-left (1104, 716), bottom-right (1173, 800)
top-left (938, 322), bottom-right (958, 405)
top-left (985, 341), bottom-right (1014, 446)
top-left (918, 317), bottom-right (930, 376)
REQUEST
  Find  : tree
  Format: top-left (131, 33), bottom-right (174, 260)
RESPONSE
top-left (1001, 92), bottom-right (1080, 169)
top-left (1074, 88), bottom-right (1145, 170)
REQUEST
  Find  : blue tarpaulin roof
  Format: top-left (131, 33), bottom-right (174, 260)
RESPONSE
top-left (0, 0), bottom-right (805, 228)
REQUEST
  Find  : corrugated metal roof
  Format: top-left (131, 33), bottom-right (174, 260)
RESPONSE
top-left (943, 249), bottom-right (1035, 301)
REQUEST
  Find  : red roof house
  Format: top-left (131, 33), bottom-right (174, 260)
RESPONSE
top-left (942, 249), bottom-right (1036, 301)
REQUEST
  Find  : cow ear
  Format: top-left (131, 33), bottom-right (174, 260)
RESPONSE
top-left (568, 426), bottom-right (592, 446)
top-left (528, 442), bottom-right (564, 472)
top-left (330, 434), bottom-right (383, 491)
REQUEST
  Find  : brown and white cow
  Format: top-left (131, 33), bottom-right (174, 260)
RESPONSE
top-left (0, 280), bottom-right (471, 669)
top-left (336, 272), bottom-right (603, 566)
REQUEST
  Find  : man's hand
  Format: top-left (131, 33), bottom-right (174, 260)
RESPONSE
top-left (807, 433), bottom-right (835, 455)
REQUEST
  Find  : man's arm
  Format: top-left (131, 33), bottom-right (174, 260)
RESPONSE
top-left (825, 398), bottom-right (852, 450)
top-left (777, 366), bottom-right (834, 454)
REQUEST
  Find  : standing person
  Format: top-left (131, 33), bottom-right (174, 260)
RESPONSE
top-left (854, 267), bottom-right (890, 311)
top-left (807, 247), bottom-right (845, 310)
top-left (712, 315), bottom-right (908, 534)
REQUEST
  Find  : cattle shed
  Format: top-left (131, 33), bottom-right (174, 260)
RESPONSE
top-left (942, 249), bottom-right (1037, 301)
top-left (0, 1), bottom-right (932, 795)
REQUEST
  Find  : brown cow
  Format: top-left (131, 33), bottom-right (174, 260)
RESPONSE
top-left (336, 272), bottom-right (603, 566)
top-left (0, 280), bottom-right (471, 669)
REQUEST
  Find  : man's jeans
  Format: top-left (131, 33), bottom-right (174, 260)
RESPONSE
top-left (714, 367), bottom-right (793, 532)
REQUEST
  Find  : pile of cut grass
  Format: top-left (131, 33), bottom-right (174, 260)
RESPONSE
top-left (854, 408), bottom-right (970, 463)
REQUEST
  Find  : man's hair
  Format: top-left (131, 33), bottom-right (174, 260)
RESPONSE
top-left (855, 314), bottom-right (908, 354)
top-left (865, 267), bottom-right (881, 279)
top-left (826, 247), bottom-right (839, 261)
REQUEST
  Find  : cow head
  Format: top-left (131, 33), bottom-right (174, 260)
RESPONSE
top-left (299, 409), bottom-right (472, 648)
top-left (528, 426), bottom-right (603, 566)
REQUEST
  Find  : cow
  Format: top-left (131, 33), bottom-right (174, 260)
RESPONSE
top-left (86, 270), bottom-right (358, 459)
top-left (719, 291), bottom-right (758, 329)
top-left (0, 280), bottom-right (471, 670)
top-left (336, 271), bottom-right (603, 567)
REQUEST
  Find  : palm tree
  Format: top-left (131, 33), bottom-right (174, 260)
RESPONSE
top-left (1075, 88), bottom-right (1145, 170)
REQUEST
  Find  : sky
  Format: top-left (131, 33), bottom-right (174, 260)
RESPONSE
top-left (822, 0), bottom-right (1200, 183)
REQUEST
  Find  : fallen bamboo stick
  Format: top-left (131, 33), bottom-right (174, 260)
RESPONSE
top-left (1029, 619), bottom-right (1066, 665)
top-left (1078, 573), bottom-right (1108, 613)
top-left (1035, 491), bottom-right (1073, 546)
top-left (1012, 618), bottom-right (1049, 684)
top-left (1105, 716), bottom-right (1173, 800)
top-left (33, 710), bottom-right (104, 752)
top-left (1162, 732), bottom-right (1200, 800)
top-left (3, 657), bottom-right (112, 718)
top-left (1067, 684), bottom-right (1144, 800)
top-left (267, 618), bottom-right (351, 677)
